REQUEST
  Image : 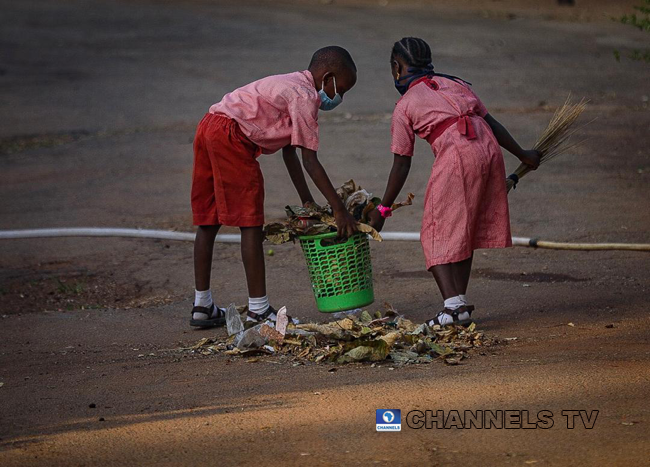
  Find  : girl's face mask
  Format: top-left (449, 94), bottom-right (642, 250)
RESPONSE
top-left (394, 64), bottom-right (434, 95)
top-left (319, 75), bottom-right (342, 111)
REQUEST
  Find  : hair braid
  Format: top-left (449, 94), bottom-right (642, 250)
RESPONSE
top-left (392, 37), bottom-right (433, 69)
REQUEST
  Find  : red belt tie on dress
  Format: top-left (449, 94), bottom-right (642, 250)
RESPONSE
top-left (425, 113), bottom-right (477, 146)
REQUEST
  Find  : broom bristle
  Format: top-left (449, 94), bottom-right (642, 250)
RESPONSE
top-left (506, 94), bottom-right (588, 193)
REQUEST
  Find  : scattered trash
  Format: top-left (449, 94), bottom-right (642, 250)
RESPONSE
top-left (267, 249), bottom-right (275, 256)
top-left (264, 180), bottom-right (414, 244)
top-left (504, 337), bottom-right (518, 341)
top-left (275, 306), bottom-right (289, 337)
top-left (181, 303), bottom-right (498, 366)
top-left (0, 382), bottom-right (4, 388)
top-left (567, 322), bottom-right (575, 327)
top-left (234, 323), bottom-right (267, 349)
top-left (621, 422), bottom-right (635, 426)
top-left (225, 303), bottom-right (244, 336)
top-left (331, 308), bottom-right (362, 320)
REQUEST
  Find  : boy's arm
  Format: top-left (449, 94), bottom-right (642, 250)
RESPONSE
top-left (368, 154), bottom-right (412, 232)
top-left (484, 114), bottom-right (540, 169)
top-left (299, 148), bottom-right (358, 238)
top-left (282, 145), bottom-right (315, 206)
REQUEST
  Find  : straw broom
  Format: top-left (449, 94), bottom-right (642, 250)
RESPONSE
top-left (506, 95), bottom-right (588, 193)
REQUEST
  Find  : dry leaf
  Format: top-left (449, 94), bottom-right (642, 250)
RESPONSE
top-left (391, 192), bottom-right (415, 210)
top-left (357, 222), bottom-right (382, 241)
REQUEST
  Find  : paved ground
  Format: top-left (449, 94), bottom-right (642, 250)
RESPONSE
top-left (1, 0), bottom-right (649, 465)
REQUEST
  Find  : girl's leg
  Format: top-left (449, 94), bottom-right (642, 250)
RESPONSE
top-left (428, 257), bottom-right (473, 327)
top-left (240, 226), bottom-right (266, 298)
top-left (430, 263), bottom-right (459, 300)
top-left (194, 225), bottom-right (221, 291)
top-left (451, 253), bottom-right (473, 296)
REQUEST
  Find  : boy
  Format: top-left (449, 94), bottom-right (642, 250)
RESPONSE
top-left (190, 46), bottom-right (359, 328)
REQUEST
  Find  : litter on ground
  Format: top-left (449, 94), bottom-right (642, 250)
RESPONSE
top-left (181, 303), bottom-right (499, 366)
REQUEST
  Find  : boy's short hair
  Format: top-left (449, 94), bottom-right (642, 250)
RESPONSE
top-left (308, 46), bottom-right (357, 73)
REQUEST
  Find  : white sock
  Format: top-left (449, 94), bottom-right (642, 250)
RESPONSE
top-left (193, 289), bottom-right (214, 320)
top-left (247, 296), bottom-right (275, 322)
top-left (444, 296), bottom-right (465, 310)
top-left (194, 289), bottom-right (213, 308)
top-left (459, 294), bottom-right (468, 304)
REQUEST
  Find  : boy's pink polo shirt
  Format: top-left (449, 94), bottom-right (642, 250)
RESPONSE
top-left (209, 70), bottom-right (320, 154)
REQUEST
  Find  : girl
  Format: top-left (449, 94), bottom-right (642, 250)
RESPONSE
top-left (368, 37), bottom-right (540, 327)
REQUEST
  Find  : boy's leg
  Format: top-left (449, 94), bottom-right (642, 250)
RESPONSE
top-left (241, 226), bottom-right (284, 322)
top-left (190, 225), bottom-right (227, 326)
top-left (240, 226), bottom-right (266, 298)
top-left (194, 225), bottom-right (221, 291)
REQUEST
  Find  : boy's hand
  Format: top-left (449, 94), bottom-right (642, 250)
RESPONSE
top-left (519, 149), bottom-right (541, 170)
top-left (334, 209), bottom-right (358, 239)
top-left (367, 209), bottom-right (386, 233)
top-left (303, 200), bottom-right (321, 210)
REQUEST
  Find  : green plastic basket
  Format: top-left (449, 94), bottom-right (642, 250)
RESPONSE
top-left (298, 232), bottom-right (374, 313)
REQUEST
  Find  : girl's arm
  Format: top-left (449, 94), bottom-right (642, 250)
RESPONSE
top-left (484, 114), bottom-right (540, 169)
top-left (299, 148), bottom-right (358, 239)
top-left (282, 145), bottom-right (315, 206)
top-left (368, 154), bottom-right (412, 232)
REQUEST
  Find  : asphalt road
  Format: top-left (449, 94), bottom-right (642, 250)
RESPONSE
top-left (1, 0), bottom-right (649, 465)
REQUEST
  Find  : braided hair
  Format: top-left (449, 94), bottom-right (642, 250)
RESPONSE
top-left (391, 37), bottom-right (433, 70)
top-left (391, 37), bottom-right (470, 88)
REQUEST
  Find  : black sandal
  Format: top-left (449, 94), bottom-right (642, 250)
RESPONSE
top-left (427, 305), bottom-right (474, 328)
top-left (189, 304), bottom-right (226, 328)
top-left (245, 306), bottom-right (296, 327)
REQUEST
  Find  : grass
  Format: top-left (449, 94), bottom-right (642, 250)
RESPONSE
top-left (56, 278), bottom-right (85, 296)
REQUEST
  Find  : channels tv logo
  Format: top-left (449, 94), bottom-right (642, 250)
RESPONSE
top-left (376, 409), bottom-right (401, 431)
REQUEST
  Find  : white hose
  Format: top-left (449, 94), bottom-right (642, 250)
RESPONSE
top-left (0, 228), bottom-right (648, 251)
top-left (0, 228), bottom-right (239, 243)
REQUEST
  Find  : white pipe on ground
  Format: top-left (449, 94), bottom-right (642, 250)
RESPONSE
top-left (0, 228), bottom-right (239, 243)
top-left (0, 228), bottom-right (648, 251)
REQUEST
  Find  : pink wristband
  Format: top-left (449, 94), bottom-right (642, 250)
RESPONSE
top-left (377, 204), bottom-right (393, 218)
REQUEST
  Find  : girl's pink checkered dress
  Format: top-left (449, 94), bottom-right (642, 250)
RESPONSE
top-left (391, 76), bottom-right (512, 268)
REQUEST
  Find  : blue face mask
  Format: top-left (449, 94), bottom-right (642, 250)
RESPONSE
top-left (319, 76), bottom-right (342, 111)
top-left (394, 65), bottom-right (434, 96)
top-left (394, 63), bottom-right (470, 95)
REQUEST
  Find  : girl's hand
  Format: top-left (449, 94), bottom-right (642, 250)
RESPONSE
top-left (368, 209), bottom-right (386, 233)
top-left (519, 149), bottom-right (541, 170)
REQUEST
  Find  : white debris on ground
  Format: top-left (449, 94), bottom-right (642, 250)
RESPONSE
top-left (182, 304), bottom-right (499, 366)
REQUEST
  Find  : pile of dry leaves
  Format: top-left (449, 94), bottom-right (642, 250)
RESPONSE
top-left (264, 180), bottom-right (414, 244)
top-left (182, 305), bottom-right (498, 366)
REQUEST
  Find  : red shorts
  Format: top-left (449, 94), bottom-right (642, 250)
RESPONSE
top-left (191, 113), bottom-right (264, 227)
